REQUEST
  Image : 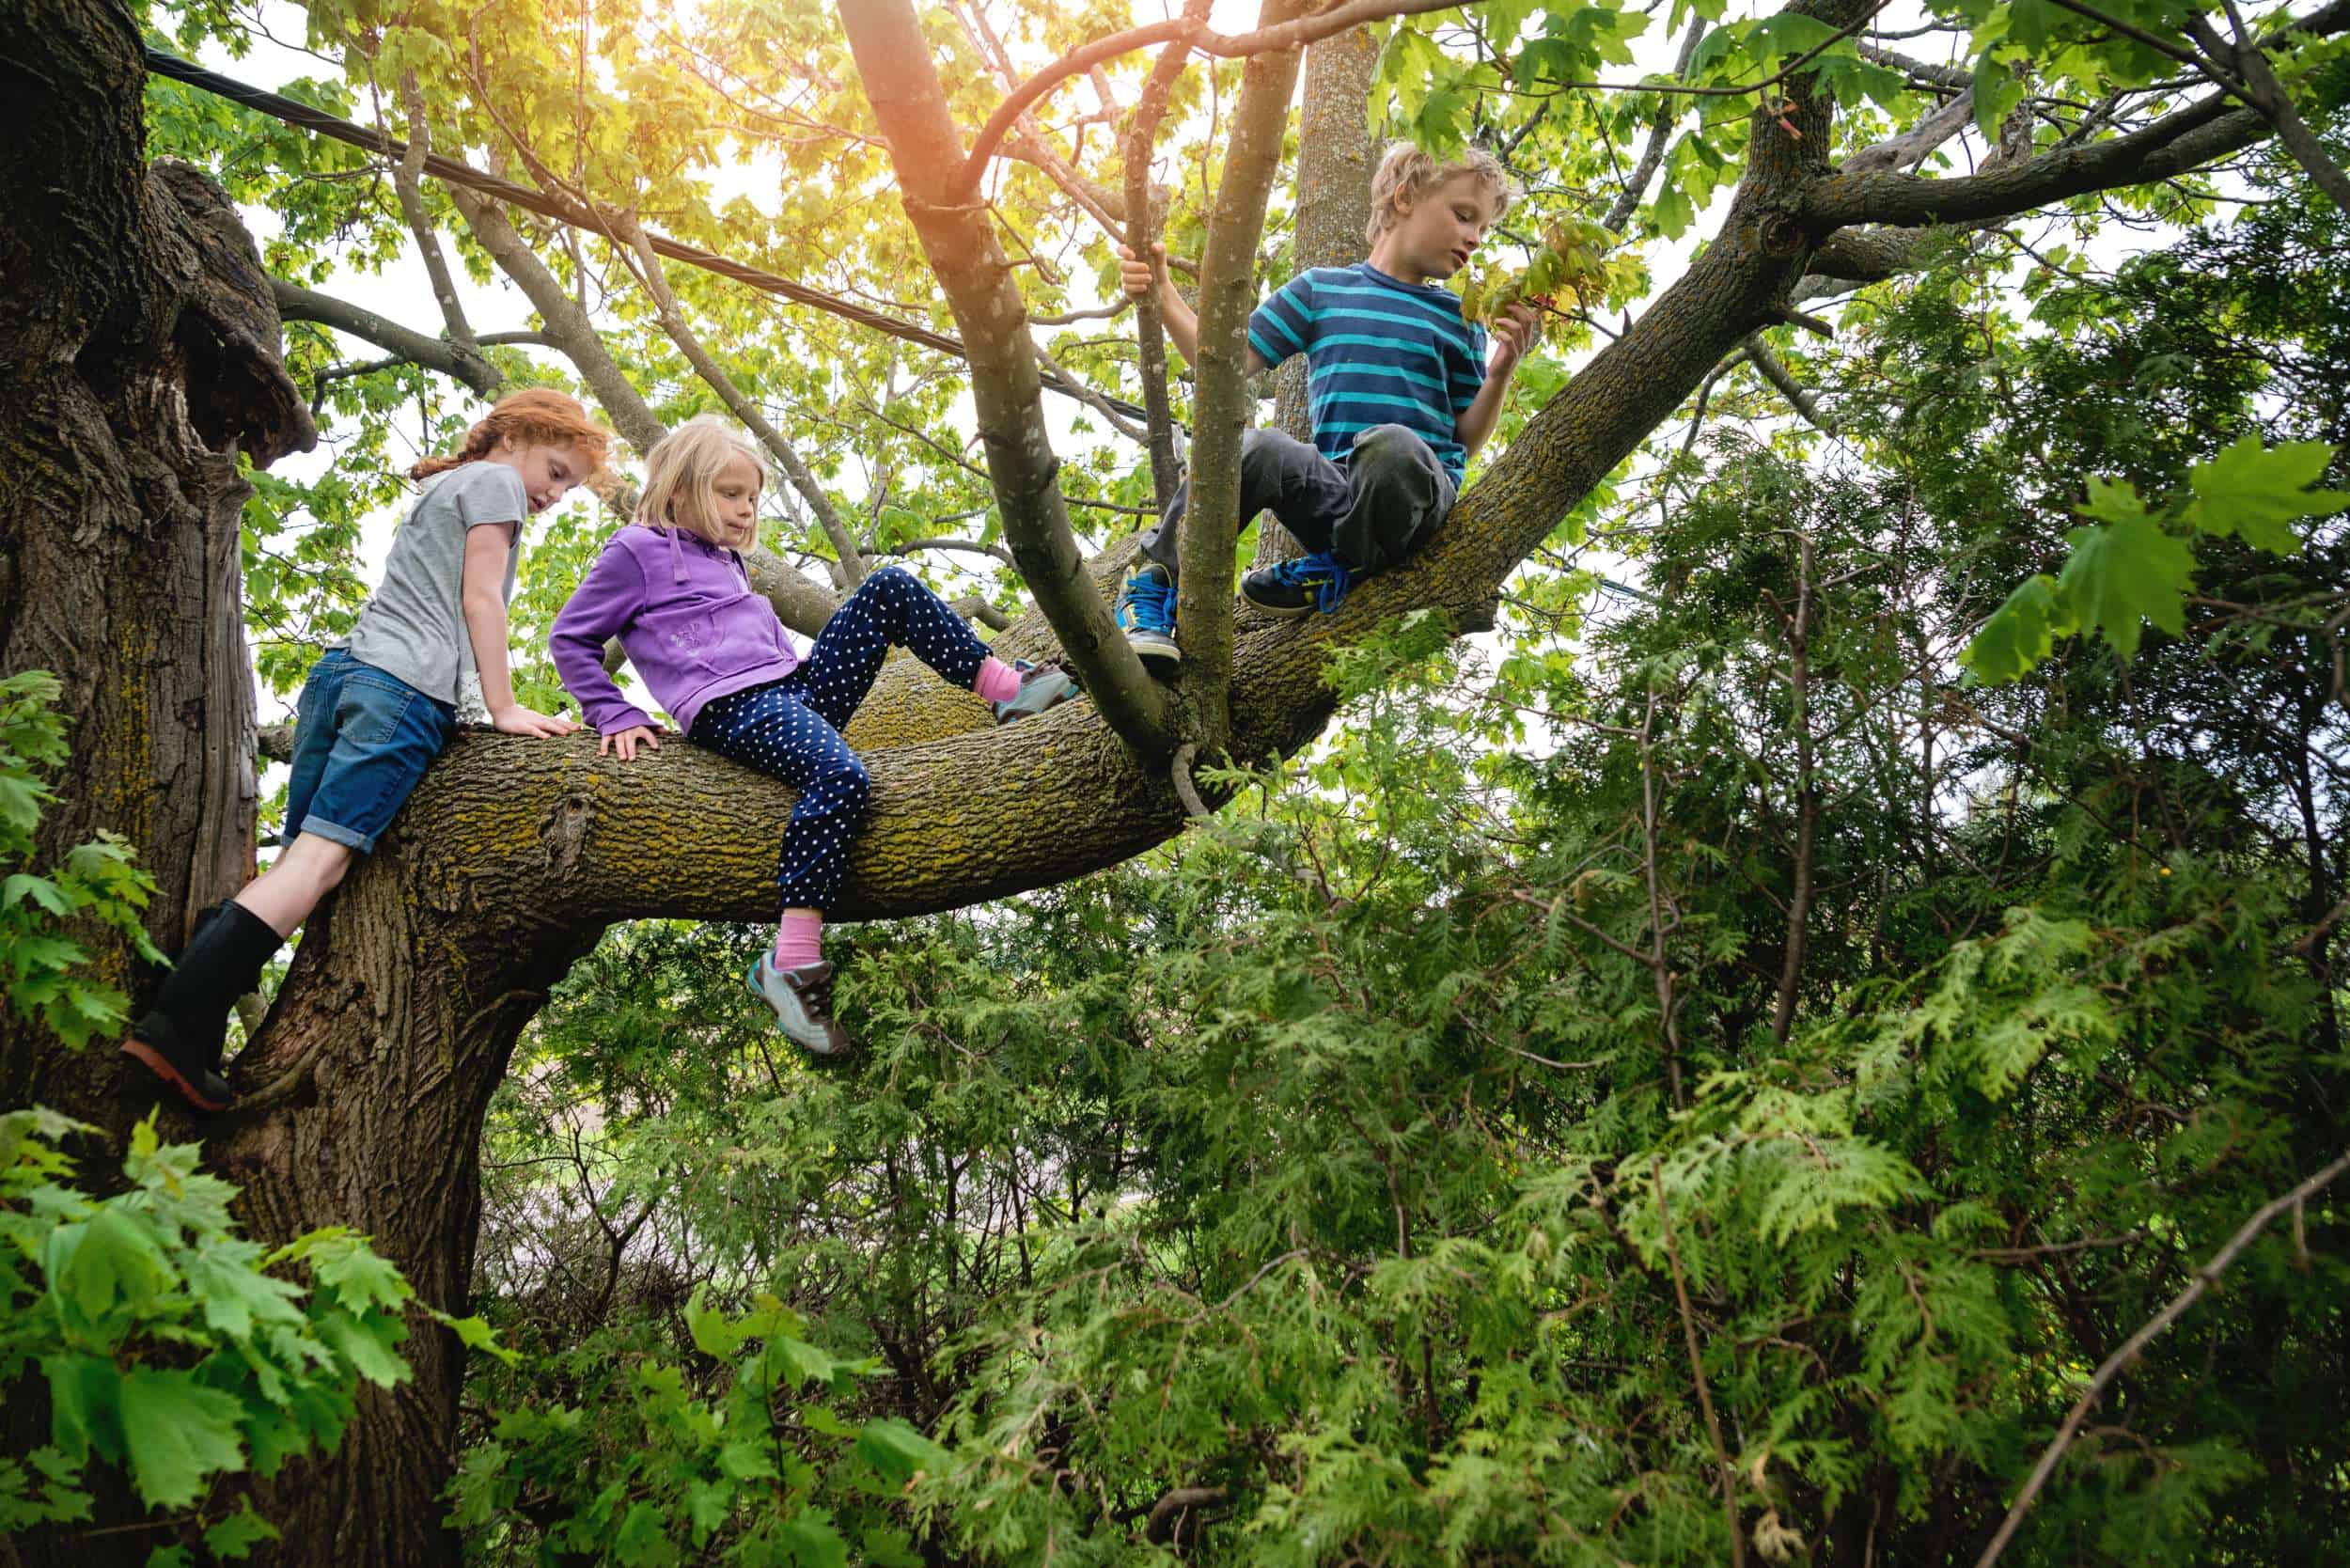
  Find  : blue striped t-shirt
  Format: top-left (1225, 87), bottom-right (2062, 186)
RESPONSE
top-left (1246, 261), bottom-right (1489, 485)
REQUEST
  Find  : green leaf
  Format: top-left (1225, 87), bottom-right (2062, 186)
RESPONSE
top-left (1962, 574), bottom-right (2067, 683)
top-left (118, 1369), bottom-right (246, 1510)
top-left (614, 1501), bottom-right (681, 1568)
top-left (2186, 435), bottom-right (2349, 554)
top-left (187, 1247), bottom-right (307, 1340)
top-left (202, 1504), bottom-right (281, 1560)
top-left (1972, 51), bottom-right (2026, 144)
top-left (777, 1510), bottom-right (850, 1568)
top-left (315, 1311), bottom-right (413, 1388)
top-left (42, 1354), bottom-right (122, 1466)
top-left (2054, 513), bottom-right (2193, 661)
top-left (309, 1236), bottom-right (412, 1313)
top-left (853, 1418), bottom-right (949, 1485)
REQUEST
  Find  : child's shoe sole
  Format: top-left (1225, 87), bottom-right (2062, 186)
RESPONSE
top-left (1127, 630), bottom-right (1182, 668)
top-left (120, 1038), bottom-right (231, 1114)
top-left (1239, 583), bottom-right (1315, 619)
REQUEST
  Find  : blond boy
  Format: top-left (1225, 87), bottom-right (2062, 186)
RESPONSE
top-left (1114, 143), bottom-right (1542, 662)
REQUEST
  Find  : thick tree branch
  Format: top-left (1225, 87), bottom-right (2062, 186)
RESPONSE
top-left (1808, 0), bottom-right (2350, 233)
top-left (273, 279), bottom-right (509, 399)
top-left (841, 0), bottom-right (1173, 756)
top-left (617, 219), bottom-right (869, 585)
top-left (1841, 81), bottom-right (1977, 174)
top-left (1177, 0), bottom-right (1307, 749)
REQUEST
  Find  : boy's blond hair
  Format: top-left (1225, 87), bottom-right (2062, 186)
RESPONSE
top-left (636, 416), bottom-right (766, 550)
top-left (1364, 142), bottom-right (1519, 249)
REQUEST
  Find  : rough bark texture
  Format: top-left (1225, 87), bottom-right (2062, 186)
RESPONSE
top-left (0, 2), bottom-right (310, 1559)
top-left (0, 3), bottom-right (310, 1122)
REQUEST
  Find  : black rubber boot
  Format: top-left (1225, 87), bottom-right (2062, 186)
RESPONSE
top-left (121, 899), bottom-right (283, 1114)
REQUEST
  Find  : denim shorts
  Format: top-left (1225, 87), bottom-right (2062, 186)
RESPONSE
top-left (282, 649), bottom-right (457, 854)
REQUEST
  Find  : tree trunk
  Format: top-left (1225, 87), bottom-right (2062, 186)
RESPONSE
top-left (0, 0), bottom-right (310, 1129)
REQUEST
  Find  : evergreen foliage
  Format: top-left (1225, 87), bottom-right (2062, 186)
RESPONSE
top-left (446, 181), bottom-right (2350, 1563)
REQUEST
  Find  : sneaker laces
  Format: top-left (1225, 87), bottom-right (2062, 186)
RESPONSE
top-left (1117, 569), bottom-right (1176, 631)
top-left (791, 966), bottom-right (836, 1017)
top-left (1272, 553), bottom-right (1356, 615)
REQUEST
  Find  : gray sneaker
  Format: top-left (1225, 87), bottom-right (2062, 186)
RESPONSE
top-left (991, 659), bottom-right (1084, 726)
top-left (746, 954), bottom-right (854, 1057)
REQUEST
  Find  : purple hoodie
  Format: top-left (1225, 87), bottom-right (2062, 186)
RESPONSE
top-left (550, 524), bottom-right (800, 736)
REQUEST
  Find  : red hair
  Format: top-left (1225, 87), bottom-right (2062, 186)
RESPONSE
top-left (408, 388), bottom-right (613, 485)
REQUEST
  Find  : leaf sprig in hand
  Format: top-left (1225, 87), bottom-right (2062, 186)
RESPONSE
top-left (1459, 217), bottom-right (1618, 325)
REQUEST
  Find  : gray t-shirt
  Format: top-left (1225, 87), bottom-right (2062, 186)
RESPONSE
top-left (343, 462), bottom-right (525, 703)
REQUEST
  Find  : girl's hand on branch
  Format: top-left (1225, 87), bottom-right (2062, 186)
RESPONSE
top-left (492, 703), bottom-right (580, 740)
top-left (598, 724), bottom-right (662, 761)
top-left (1118, 242), bottom-right (1167, 301)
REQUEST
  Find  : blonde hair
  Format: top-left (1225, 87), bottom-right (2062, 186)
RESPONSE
top-left (1364, 142), bottom-right (1519, 249)
top-left (636, 416), bottom-right (767, 549)
top-left (409, 387), bottom-right (612, 485)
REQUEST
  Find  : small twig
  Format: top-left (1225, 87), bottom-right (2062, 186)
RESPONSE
top-left (1655, 1161), bottom-right (1747, 1568)
top-left (1171, 741), bottom-right (1212, 820)
top-left (1972, 1150), bottom-right (2350, 1568)
top-left (1144, 1484), bottom-right (1228, 1544)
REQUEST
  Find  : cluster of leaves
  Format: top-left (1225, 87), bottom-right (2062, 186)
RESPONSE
top-left (0, 671), bottom-right (164, 1049)
top-left (0, 1107), bottom-right (474, 1563)
top-left (1964, 435), bottom-right (2350, 681)
top-left (451, 1287), bottom-right (947, 1568)
top-left (1455, 214), bottom-right (1630, 323)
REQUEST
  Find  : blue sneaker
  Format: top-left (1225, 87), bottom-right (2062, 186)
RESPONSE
top-left (1113, 563), bottom-right (1181, 669)
top-left (1241, 552), bottom-right (1356, 617)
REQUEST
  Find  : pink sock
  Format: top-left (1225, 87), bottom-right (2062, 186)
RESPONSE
top-left (773, 911), bottom-right (822, 971)
top-left (973, 655), bottom-right (1024, 704)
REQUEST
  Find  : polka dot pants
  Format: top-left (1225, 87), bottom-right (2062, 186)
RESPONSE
top-left (691, 566), bottom-right (990, 912)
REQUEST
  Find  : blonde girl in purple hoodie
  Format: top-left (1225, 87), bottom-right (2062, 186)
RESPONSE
top-left (551, 417), bottom-right (1077, 1055)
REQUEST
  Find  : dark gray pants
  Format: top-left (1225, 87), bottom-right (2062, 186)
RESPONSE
top-left (1136, 423), bottom-right (1456, 585)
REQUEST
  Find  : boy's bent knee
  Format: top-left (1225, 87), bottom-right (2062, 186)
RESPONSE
top-left (1351, 424), bottom-right (1434, 473)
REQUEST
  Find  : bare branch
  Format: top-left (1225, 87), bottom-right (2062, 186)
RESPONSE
top-left (1603, 18), bottom-right (1710, 232)
top-left (1973, 1150), bottom-right (2350, 1568)
top-left (1654, 1162), bottom-right (1747, 1568)
top-left (875, 536), bottom-right (1017, 570)
top-left (617, 217), bottom-right (869, 585)
top-left (1742, 332), bottom-right (1837, 435)
top-left (1124, 0), bottom-right (1213, 513)
top-left (391, 71), bottom-right (490, 386)
top-left (959, 0), bottom-right (1462, 196)
top-left (273, 279), bottom-right (509, 399)
top-left (143, 47), bottom-right (1125, 421)
top-left (445, 182), bottom-right (665, 451)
